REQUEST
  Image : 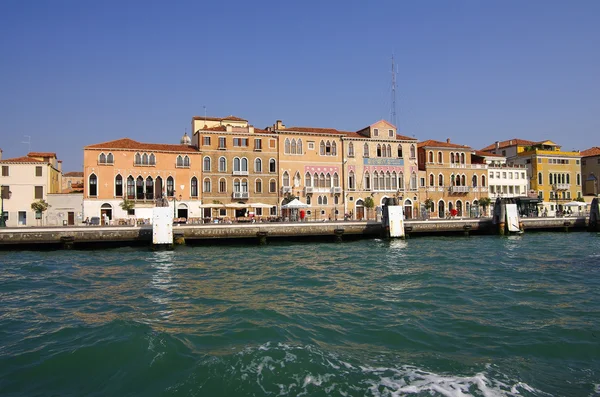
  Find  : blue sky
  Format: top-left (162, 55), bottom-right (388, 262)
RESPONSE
top-left (1, 0), bottom-right (598, 171)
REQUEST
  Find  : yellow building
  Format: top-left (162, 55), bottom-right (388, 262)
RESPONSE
top-left (418, 140), bottom-right (487, 218)
top-left (482, 139), bottom-right (582, 214)
top-left (342, 120), bottom-right (419, 220)
top-left (581, 147), bottom-right (600, 196)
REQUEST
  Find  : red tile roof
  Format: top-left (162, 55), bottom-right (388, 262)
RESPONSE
top-left (64, 171), bottom-right (84, 177)
top-left (418, 139), bottom-right (472, 150)
top-left (27, 152), bottom-right (57, 158)
top-left (473, 150), bottom-right (504, 158)
top-left (480, 138), bottom-right (536, 152)
top-left (85, 138), bottom-right (199, 153)
top-left (281, 127), bottom-right (354, 135)
top-left (0, 156), bottom-right (45, 164)
top-left (396, 133), bottom-right (418, 141)
top-left (581, 147), bottom-right (600, 157)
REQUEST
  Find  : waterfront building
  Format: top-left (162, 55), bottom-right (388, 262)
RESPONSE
top-left (581, 147), bottom-right (600, 196)
top-left (472, 151), bottom-right (529, 199)
top-left (191, 116), bottom-right (279, 220)
top-left (481, 139), bottom-right (582, 215)
top-left (341, 120), bottom-right (419, 219)
top-left (272, 120), bottom-right (345, 221)
top-left (82, 136), bottom-right (202, 224)
top-left (46, 192), bottom-right (84, 226)
top-left (417, 139), bottom-right (487, 218)
top-left (0, 152), bottom-right (62, 226)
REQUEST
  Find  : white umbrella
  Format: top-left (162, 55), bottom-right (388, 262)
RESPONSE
top-left (564, 201), bottom-right (588, 207)
top-left (282, 198), bottom-right (309, 208)
top-left (225, 203), bottom-right (248, 209)
top-left (198, 203), bottom-right (224, 208)
top-left (250, 202), bottom-right (274, 208)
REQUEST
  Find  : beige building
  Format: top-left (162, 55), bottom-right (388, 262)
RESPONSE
top-left (82, 136), bottom-right (202, 224)
top-left (0, 152), bottom-right (62, 226)
top-left (62, 171), bottom-right (84, 193)
top-left (192, 116), bottom-right (280, 220)
top-left (418, 140), bottom-right (487, 218)
top-left (581, 147), bottom-right (600, 196)
top-left (342, 120), bottom-right (419, 220)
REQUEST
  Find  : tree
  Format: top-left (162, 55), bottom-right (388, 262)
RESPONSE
top-left (478, 197), bottom-right (492, 217)
top-left (31, 200), bottom-right (49, 226)
top-left (364, 196), bottom-right (375, 220)
top-left (120, 198), bottom-right (135, 214)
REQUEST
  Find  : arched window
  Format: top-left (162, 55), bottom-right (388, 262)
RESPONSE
top-left (203, 178), bottom-right (211, 192)
top-left (333, 173), bottom-right (339, 187)
top-left (348, 142), bottom-right (355, 157)
top-left (294, 172), bottom-right (301, 187)
top-left (136, 176), bottom-right (144, 199)
top-left (429, 174), bottom-right (434, 186)
top-left (379, 173), bottom-right (385, 190)
top-left (566, 174), bottom-right (570, 184)
top-left (410, 144), bottom-right (416, 158)
top-left (348, 171), bottom-right (355, 189)
top-left (282, 171), bottom-right (290, 187)
top-left (255, 178), bottom-right (262, 193)
top-left (332, 141), bottom-right (337, 156)
top-left (234, 157), bottom-right (240, 172)
top-left (397, 145), bottom-right (403, 158)
top-left (438, 174), bottom-right (444, 187)
top-left (398, 172), bottom-right (404, 190)
top-left (142, 153), bottom-right (149, 165)
top-left (538, 172), bottom-right (543, 185)
top-left (269, 179), bottom-right (276, 193)
top-left (428, 151), bottom-right (433, 163)
top-left (219, 178), bottom-right (227, 193)
top-left (285, 138), bottom-right (291, 154)
top-left (177, 155), bottom-right (183, 167)
top-left (241, 158), bottom-right (248, 172)
top-left (385, 172), bottom-right (391, 190)
top-left (291, 139), bottom-right (297, 154)
top-left (377, 144), bottom-right (382, 157)
top-left (365, 172), bottom-right (371, 190)
top-left (254, 158), bottom-right (262, 173)
top-left (472, 175), bottom-right (478, 187)
top-left (89, 174), bottom-right (97, 196)
top-left (269, 159), bottom-right (276, 173)
top-left (191, 177), bottom-right (198, 197)
top-left (127, 176), bottom-right (135, 199)
top-left (108, 153), bottom-right (115, 164)
top-left (386, 145), bottom-right (392, 158)
top-left (325, 173), bottom-right (331, 188)
top-left (320, 141), bottom-right (326, 155)
top-left (363, 143), bottom-right (369, 157)
top-left (319, 173), bottom-right (326, 188)
top-left (318, 196), bottom-right (323, 205)
top-left (241, 178), bottom-right (248, 193)
top-left (481, 175), bottom-right (486, 187)
top-left (219, 156), bottom-right (227, 172)
top-left (145, 176), bottom-right (154, 199)
top-left (167, 176), bottom-right (174, 197)
top-left (305, 172), bottom-right (312, 187)
top-left (297, 139), bottom-right (303, 154)
top-left (410, 172), bottom-right (417, 189)
top-left (374, 171), bottom-right (379, 190)
top-left (438, 200), bottom-right (445, 218)
top-left (183, 155), bottom-right (190, 167)
top-left (460, 153), bottom-right (465, 164)
top-left (323, 196), bottom-right (328, 205)
top-left (203, 156), bottom-right (211, 172)
top-left (135, 153), bottom-right (142, 165)
top-left (461, 175), bottom-right (466, 186)
top-left (115, 174), bottom-right (123, 197)
top-left (326, 141), bottom-right (332, 155)
top-left (450, 153), bottom-right (455, 164)
top-left (391, 171), bottom-right (397, 189)
top-left (438, 151), bottom-right (443, 163)
top-left (306, 195), bottom-right (311, 205)
top-left (155, 176), bottom-right (163, 198)
top-left (99, 153), bottom-right (107, 164)
top-left (149, 153), bottom-right (155, 165)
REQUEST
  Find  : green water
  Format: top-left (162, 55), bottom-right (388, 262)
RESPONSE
top-left (1, 233), bottom-right (599, 396)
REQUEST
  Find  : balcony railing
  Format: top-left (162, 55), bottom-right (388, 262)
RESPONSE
top-left (304, 187), bottom-right (314, 194)
top-left (233, 170), bottom-right (249, 176)
top-left (233, 192), bottom-right (249, 199)
top-left (332, 187), bottom-right (342, 194)
top-left (553, 183), bottom-right (571, 191)
top-left (282, 186), bottom-right (292, 194)
top-left (449, 186), bottom-right (470, 193)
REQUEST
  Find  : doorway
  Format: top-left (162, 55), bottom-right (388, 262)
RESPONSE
top-left (68, 212), bottom-right (75, 225)
top-left (355, 199), bottom-right (364, 220)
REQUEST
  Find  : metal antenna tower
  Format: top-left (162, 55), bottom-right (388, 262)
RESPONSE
top-left (390, 55), bottom-right (397, 127)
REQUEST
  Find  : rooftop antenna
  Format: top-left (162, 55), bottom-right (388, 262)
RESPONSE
top-left (21, 135), bottom-right (31, 154)
top-left (390, 54), bottom-right (397, 128)
top-left (203, 105), bottom-right (207, 126)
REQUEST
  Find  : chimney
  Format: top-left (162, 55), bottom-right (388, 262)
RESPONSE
top-left (0, 148), bottom-right (2, 161)
top-left (509, 140), bottom-right (513, 145)
top-left (248, 126), bottom-right (254, 134)
top-left (58, 160), bottom-right (62, 172)
top-left (275, 120), bottom-right (285, 130)
top-left (226, 125), bottom-right (233, 132)
top-left (495, 141), bottom-right (499, 150)
top-left (446, 138), bottom-right (450, 143)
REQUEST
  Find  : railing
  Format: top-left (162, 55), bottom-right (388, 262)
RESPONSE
top-left (449, 186), bottom-right (469, 193)
top-left (233, 170), bottom-right (249, 176)
top-left (332, 187), bottom-right (342, 194)
top-left (233, 192), bottom-right (249, 199)
top-left (553, 183), bottom-right (571, 191)
top-left (449, 164), bottom-right (487, 169)
top-left (282, 186), bottom-right (292, 194)
top-left (304, 187), bottom-right (314, 194)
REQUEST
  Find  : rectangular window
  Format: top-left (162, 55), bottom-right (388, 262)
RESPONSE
top-left (35, 166), bottom-right (43, 177)
top-left (269, 139), bottom-right (276, 149)
top-left (218, 137), bottom-right (226, 149)
top-left (2, 166), bottom-right (9, 176)
top-left (388, 129), bottom-right (394, 137)
top-left (373, 128), bottom-right (379, 136)
top-left (203, 136), bottom-right (211, 146)
top-left (420, 177), bottom-right (425, 187)
top-left (538, 158), bottom-right (542, 163)
top-left (1, 185), bottom-right (10, 199)
top-left (576, 160), bottom-right (580, 165)
top-left (35, 186), bottom-right (43, 199)
top-left (308, 142), bottom-right (315, 150)
top-left (233, 138), bottom-right (248, 147)
top-left (490, 173), bottom-right (494, 179)
top-left (254, 139), bottom-right (262, 151)
top-left (502, 150), bottom-right (506, 156)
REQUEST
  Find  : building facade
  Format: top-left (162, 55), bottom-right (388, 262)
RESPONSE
top-left (82, 137), bottom-right (202, 224)
top-left (0, 152), bottom-right (62, 226)
top-left (581, 147), bottom-right (600, 196)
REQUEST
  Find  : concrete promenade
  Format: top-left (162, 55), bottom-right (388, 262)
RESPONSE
top-left (0, 216), bottom-right (590, 249)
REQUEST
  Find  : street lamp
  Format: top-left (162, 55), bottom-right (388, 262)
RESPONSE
top-left (0, 186), bottom-right (12, 227)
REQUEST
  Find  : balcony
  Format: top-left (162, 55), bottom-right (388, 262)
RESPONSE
top-left (449, 186), bottom-right (469, 193)
top-left (233, 192), bottom-right (249, 199)
top-left (304, 186), bottom-right (314, 194)
top-left (233, 170), bottom-right (249, 176)
top-left (553, 183), bottom-right (570, 191)
top-left (282, 186), bottom-right (292, 194)
top-left (332, 187), bottom-right (342, 194)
